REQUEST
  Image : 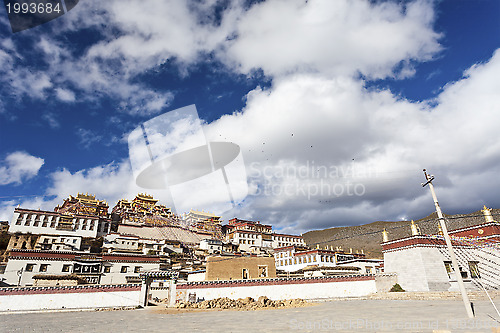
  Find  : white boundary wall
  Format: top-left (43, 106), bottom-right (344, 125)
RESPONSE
top-left (179, 280), bottom-right (376, 301)
top-left (176, 276), bottom-right (379, 302)
top-left (0, 285), bottom-right (141, 312)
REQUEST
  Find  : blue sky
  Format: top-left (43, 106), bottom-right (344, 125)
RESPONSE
top-left (0, 0), bottom-right (499, 234)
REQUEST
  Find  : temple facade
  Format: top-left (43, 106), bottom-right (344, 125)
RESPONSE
top-left (55, 193), bottom-right (109, 218)
top-left (225, 218), bottom-right (305, 252)
top-left (382, 207), bottom-right (500, 292)
top-left (8, 208), bottom-right (110, 239)
top-left (273, 245), bottom-right (370, 273)
top-left (111, 193), bottom-right (177, 226)
top-left (183, 210), bottom-right (223, 240)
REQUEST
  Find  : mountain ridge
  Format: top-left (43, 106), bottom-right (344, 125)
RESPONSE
top-left (302, 208), bottom-right (499, 259)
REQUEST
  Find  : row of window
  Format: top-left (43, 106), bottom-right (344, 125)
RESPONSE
top-left (15, 214), bottom-right (101, 231)
top-left (273, 236), bottom-right (303, 243)
top-left (277, 254), bottom-right (338, 266)
top-left (24, 263), bottom-right (142, 274)
top-left (42, 237), bottom-right (78, 244)
top-left (444, 261), bottom-right (480, 279)
top-left (239, 239), bottom-right (256, 245)
top-left (234, 233), bottom-right (304, 244)
top-left (237, 233), bottom-right (258, 239)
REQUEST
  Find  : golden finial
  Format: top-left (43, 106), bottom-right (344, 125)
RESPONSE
top-left (482, 205), bottom-right (494, 223)
top-left (382, 228), bottom-right (389, 242)
top-left (411, 220), bottom-right (420, 236)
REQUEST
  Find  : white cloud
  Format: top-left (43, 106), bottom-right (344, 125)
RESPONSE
top-left (209, 48), bottom-right (500, 232)
top-left (55, 88), bottom-right (76, 102)
top-left (42, 112), bottom-right (61, 129)
top-left (9, 47), bottom-right (499, 231)
top-left (221, 0), bottom-right (441, 78)
top-left (0, 152), bottom-right (45, 185)
top-left (0, 0), bottom-right (442, 118)
top-left (2, 0), bottom-right (498, 233)
top-left (45, 160), bottom-right (180, 214)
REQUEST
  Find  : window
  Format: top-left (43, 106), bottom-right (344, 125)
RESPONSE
top-left (366, 267), bottom-right (372, 274)
top-left (258, 265), bottom-right (268, 277)
top-left (25, 263), bottom-right (35, 272)
top-left (62, 264), bottom-right (71, 272)
top-left (444, 261), bottom-right (453, 278)
top-left (103, 266), bottom-right (111, 273)
top-left (39, 264), bottom-right (49, 272)
top-left (121, 266), bottom-right (128, 273)
top-left (468, 261), bottom-right (480, 278)
top-left (444, 261), bottom-right (468, 279)
top-left (242, 268), bottom-right (249, 280)
top-left (134, 266), bottom-right (142, 273)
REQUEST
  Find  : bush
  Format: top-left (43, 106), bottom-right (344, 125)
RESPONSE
top-left (389, 283), bottom-right (405, 292)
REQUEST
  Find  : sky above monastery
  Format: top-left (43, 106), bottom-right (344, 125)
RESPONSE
top-left (0, 0), bottom-right (499, 234)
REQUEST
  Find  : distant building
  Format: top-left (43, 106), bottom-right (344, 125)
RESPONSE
top-left (0, 221), bottom-right (9, 232)
top-left (199, 239), bottom-right (222, 254)
top-left (102, 232), bottom-right (184, 256)
top-left (55, 193), bottom-right (109, 218)
top-left (225, 218), bottom-right (305, 252)
top-left (383, 207), bottom-right (500, 292)
top-left (273, 245), bottom-right (367, 272)
top-left (33, 234), bottom-right (82, 252)
top-left (111, 193), bottom-right (177, 226)
top-left (183, 210), bottom-right (223, 239)
top-left (204, 256), bottom-right (276, 280)
top-left (8, 208), bottom-right (110, 238)
top-left (1, 249), bottom-right (161, 286)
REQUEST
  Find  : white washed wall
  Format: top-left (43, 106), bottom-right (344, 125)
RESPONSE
top-left (176, 279), bottom-right (377, 302)
top-left (0, 288), bottom-right (141, 312)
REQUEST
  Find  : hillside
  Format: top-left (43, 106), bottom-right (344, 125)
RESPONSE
top-left (302, 208), bottom-right (499, 259)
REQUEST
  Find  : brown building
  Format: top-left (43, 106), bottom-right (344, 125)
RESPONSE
top-left (205, 256), bottom-right (276, 281)
top-left (55, 193), bottom-right (109, 218)
top-left (111, 193), bottom-right (177, 226)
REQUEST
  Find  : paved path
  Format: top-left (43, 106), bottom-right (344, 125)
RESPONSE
top-left (2, 299), bottom-right (500, 332)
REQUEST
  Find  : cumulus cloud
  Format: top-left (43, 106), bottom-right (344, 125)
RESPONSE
top-left (209, 49), bottom-right (500, 232)
top-left (45, 160), bottom-right (183, 213)
top-left (1, 0), bottom-right (442, 117)
top-left (0, 152), bottom-right (45, 185)
top-left (3, 0), bottom-right (498, 233)
top-left (221, 0), bottom-right (441, 78)
top-left (55, 88), bottom-right (76, 102)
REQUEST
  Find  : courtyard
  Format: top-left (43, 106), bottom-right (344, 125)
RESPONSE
top-left (2, 297), bottom-right (500, 332)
